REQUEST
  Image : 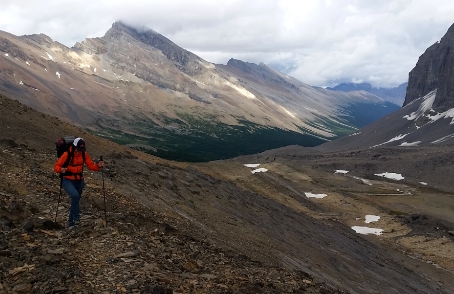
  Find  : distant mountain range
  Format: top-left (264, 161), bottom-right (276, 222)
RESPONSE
top-left (0, 22), bottom-right (398, 161)
top-left (327, 82), bottom-right (407, 106)
top-left (319, 23), bottom-right (454, 151)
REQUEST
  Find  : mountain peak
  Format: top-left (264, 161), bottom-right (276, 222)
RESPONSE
top-left (404, 22), bottom-right (454, 110)
top-left (110, 21), bottom-right (158, 37)
top-left (22, 33), bottom-right (54, 46)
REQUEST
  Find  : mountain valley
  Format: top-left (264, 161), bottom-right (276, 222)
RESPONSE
top-left (0, 22), bottom-right (398, 161)
top-left (1, 92), bottom-right (454, 293)
top-left (0, 19), bottom-right (454, 294)
top-left (327, 82), bottom-right (407, 107)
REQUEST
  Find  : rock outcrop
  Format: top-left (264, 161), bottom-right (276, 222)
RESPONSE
top-left (404, 23), bottom-right (454, 110)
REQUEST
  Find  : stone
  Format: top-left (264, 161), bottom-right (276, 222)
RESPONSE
top-left (114, 251), bottom-right (137, 258)
top-left (48, 248), bottom-right (65, 254)
top-left (199, 273), bottom-right (217, 280)
top-left (23, 219), bottom-right (34, 232)
top-left (0, 250), bottom-right (11, 257)
top-left (141, 285), bottom-right (173, 294)
top-left (12, 283), bottom-right (32, 293)
top-left (52, 287), bottom-right (67, 293)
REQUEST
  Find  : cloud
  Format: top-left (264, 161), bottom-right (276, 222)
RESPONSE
top-left (0, 0), bottom-right (453, 88)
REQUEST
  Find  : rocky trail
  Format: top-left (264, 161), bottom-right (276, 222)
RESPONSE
top-left (0, 143), bottom-right (340, 294)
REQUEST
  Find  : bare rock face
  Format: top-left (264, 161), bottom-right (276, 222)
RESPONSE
top-left (404, 23), bottom-right (454, 110)
top-left (225, 59), bottom-right (299, 91)
top-left (102, 21), bottom-right (204, 76)
top-left (73, 37), bottom-right (107, 55)
top-left (22, 33), bottom-right (54, 46)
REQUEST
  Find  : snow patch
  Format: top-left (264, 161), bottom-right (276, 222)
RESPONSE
top-left (335, 170), bottom-right (349, 174)
top-left (374, 172), bottom-right (404, 181)
top-left (56, 72), bottom-right (61, 79)
top-left (372, 134), bottom-right (408, 148)
top-left (426, 108), bottom-right (454, 124)
top-left (351, 226), bottom-right (383, 235)
top-left (399, 141), bottom-right (421, 146)
top-left (244, 164), bottom-right (260, 168)
top-left (46, 52), bottom-right (53, 60)
top-left (432, 133), bottom-right (454, 144)
top-left (365, 215), bottom-right (380, 223)
top-left (305, 192), bottom-right (327, 199)
top-left (26, 61), bottom-right (30, 65)
top-left (403, 90), bottom-right (437, 121)
top-left (251, 168), bottom-right (268, 174)
top-left (4, 53), bottom-right (8, 57)
top-left (352, 176), bottom-right (372, 186)
top-left (419, 182), bottom-right (427, 186)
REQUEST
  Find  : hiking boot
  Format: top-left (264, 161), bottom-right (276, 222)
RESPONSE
top-left (64, 225), bottom-right (78, 237)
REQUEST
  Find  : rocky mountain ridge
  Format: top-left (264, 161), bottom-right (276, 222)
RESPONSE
top-left (327, 82), bottom-right (407, 106)
top-left (318, 23), bottom-right (454, 152)
top-left (0, 21), bottom-right (397, 161)
top-left (404, 23), bottom-right (454, 110)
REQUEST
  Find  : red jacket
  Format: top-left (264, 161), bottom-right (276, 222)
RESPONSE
top-left (54, 146), bottom-right (100, 180)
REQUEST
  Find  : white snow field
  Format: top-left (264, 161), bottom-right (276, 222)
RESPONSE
top-left (251, 168), bottom-right (268, 174)
top-left (305, 192), bottom-right (328, 199)
top-left (374, 172), bottom-right (404, 181)
top-left (364, 215), bottom-right (380, 223)
top-left (351, 226), bottom-right (383, 235)
top-left (244, 164), bottom-right (261, 168)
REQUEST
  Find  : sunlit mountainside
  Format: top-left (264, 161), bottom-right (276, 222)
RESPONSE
top-left (0, 21), bottom-right (398, 161)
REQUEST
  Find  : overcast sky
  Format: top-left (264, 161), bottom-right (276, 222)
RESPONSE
top-left (1, 0), bottom-right (453, 88)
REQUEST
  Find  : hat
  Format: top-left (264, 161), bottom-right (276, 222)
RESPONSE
top-left (73, 137), bottom-right (86, 151)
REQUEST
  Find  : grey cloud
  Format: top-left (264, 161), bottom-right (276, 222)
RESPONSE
top-left (0, 0), bottom-right (453, 88)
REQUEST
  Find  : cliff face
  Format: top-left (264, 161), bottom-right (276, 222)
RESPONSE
top-left (404, 23), bottom-right (454, 110)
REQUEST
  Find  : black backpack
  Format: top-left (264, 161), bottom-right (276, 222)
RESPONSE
top-left (55, 136), bottom-right (85, 173)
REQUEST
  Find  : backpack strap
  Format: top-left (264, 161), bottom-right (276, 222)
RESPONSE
top-left (63, 146), bottom-right (75, 168)
top-left (61, 146), bottom-right (86, 180)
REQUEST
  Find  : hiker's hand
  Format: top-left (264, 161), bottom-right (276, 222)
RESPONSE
top-left (61, 168), bottom-right (67, 173)
top-left (98, 161), bottom-right (104, 168)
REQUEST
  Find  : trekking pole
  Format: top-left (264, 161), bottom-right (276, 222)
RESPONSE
top-left (54, 177), bottom-right (63, 222)
top-left (100, 156), bottom-right (107, 226)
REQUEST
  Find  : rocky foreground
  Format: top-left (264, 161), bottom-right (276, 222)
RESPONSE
top-left (0, 142), bottom-right (343, 293)
top-left (1, 95), bottom-right (454, 293)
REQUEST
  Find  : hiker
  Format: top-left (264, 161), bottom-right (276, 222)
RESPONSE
top-left (53, 137), bottom-right (104, 227)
